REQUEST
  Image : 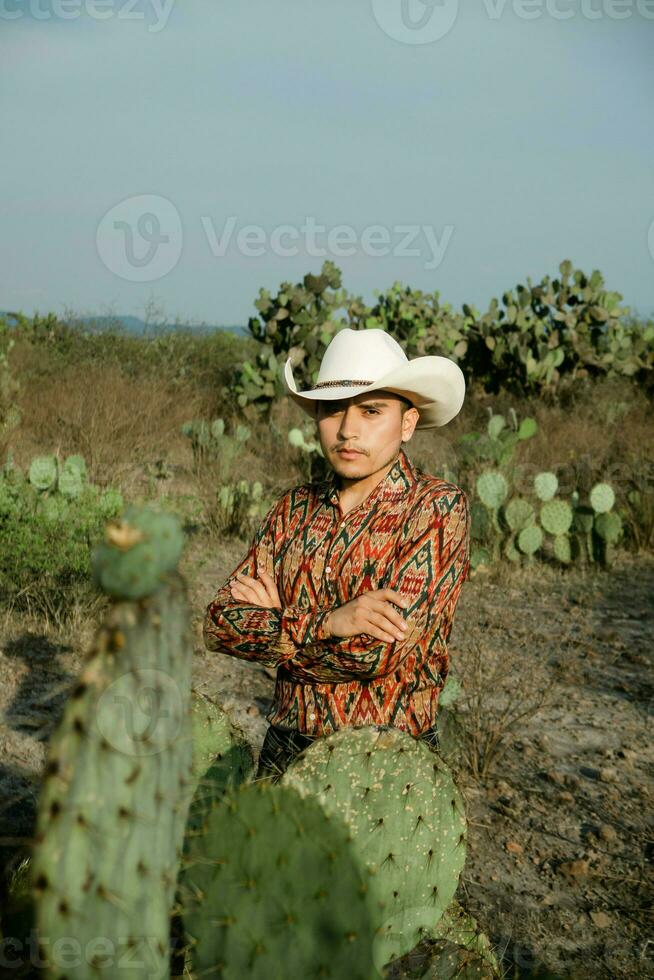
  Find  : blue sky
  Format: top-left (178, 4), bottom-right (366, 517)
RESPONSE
top-left (2, 0), bottom-right (653, 327)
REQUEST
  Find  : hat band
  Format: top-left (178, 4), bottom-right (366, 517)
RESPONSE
top-left (310, 379), bottom-right (373, 390)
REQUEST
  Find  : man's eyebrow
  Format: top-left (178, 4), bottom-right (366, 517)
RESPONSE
top-left (323, 399), bottom-right (390, 409)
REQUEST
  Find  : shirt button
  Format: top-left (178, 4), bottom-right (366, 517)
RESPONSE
top-left (309, 712), bottom-right (316, 720)
top-left (326, 565), bottom-right (332, 573)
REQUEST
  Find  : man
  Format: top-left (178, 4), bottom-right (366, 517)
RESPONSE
top-left (203, 327), bottom-right (470, 781)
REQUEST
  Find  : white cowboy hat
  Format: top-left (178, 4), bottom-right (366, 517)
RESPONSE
top-left (283, 327), bottom-right (465, 429)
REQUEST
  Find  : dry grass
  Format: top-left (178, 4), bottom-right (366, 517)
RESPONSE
top-left (7, 333), bottom-right (652, 523)
top-left (9, 359), bottom-right (207, 490)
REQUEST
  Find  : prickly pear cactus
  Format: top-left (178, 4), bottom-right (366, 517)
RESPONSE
top-left (177, 780), bottom-right (376, 980)
top-left (281, 725), bottom-right (468, 972)
top-left (436, 674), bottom-right (465, 768)
top-left (31, 567), bottom-right (195, 980)
top-left (171, 692), bottom-right (256, 978)
top-left (410, 937), bottom-right (497, 978)
top-left (57, 454), bottom-right (88, 499)
top-left (594, 509), bottom-right (623, 566)
top-left (429, 898), bottom-right (501, 975)
top-left (183, 691), bottom-right (255, 837)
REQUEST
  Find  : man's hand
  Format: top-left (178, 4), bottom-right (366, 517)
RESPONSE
top-left (325, 589), bottom-right (411, 643)
top-left (228, 569), bottom-right (281, 609)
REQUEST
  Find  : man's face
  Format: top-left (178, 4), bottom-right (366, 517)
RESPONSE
top-left (315, 390), bottom-right (420, 477)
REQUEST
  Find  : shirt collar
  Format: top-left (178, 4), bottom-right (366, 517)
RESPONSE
top-left (318, 446), bottom-right (420, 508)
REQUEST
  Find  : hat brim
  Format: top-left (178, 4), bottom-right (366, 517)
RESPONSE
top-left (283, 356), bottom-right (465, 428)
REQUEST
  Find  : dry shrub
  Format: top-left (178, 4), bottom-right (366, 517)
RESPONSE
top-left (10, 361), bottom-right (205, 489)
top-left (452, 624), bottom-right (559, 781)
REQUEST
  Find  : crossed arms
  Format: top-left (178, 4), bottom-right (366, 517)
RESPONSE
top-left (202, 488), bottom-right (470, 684)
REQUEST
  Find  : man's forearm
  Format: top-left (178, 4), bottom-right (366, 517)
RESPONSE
top-left (203, 596), bottom-right (335, 666)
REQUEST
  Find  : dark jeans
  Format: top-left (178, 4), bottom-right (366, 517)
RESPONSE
top-left (254, 722), bottom-right (441, 783)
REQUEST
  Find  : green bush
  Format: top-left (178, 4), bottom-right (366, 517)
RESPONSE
top-left (0, 453), bottom-right (124, 624)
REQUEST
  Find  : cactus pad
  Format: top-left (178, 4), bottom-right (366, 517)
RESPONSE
top-left (28, 454), bottom-right (58, 491)
top-left (517, 417), bottom-right (537, 440)
top-left (517, 524), bottom-right (543, 555)
top-left (182, 692), bottom-right (255, 838)
top-left (470, 546), bottom-right (491, 569)
top-left (210, 418), bottom-right (226, 439)
top-left (288, 428), bottom-right (305, 448)
top-left (98, 487), bottom-right (124, 518)
top-left (476, 471), bottom-right (508, 509)
top-left (534, 471), bottom-right (558, 501)
top-left (539, 499), bottom-right (573, 535)
top-left (281, 725), bottom-right (467, 969)
top-left (594, 511), bottom-right (622, 542)
top-left (504, 497), bottom-right (535, 531)
top-left (590, 482), bottom-right (615, 513)
top-left (57, 455), bottom-right (88, 499)
top-left (177, 781), bottom-right (375, 980)
top-left (487, 414), bottom-right (506, 440)
top-left (553, 534), bottom-right (572, 563)
top-left (57, 468), bottom-right (84, 499)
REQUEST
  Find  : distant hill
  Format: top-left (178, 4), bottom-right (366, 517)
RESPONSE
top-left (0, 312), bottom-right (249, 338)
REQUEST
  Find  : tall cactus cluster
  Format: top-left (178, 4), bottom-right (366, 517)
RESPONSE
top-left (3, 505), bottom-right (501, 979)
top-left (232, 258), bottom-right (653, 419)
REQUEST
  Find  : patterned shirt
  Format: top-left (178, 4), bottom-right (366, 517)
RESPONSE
top-left (203, 446), bottom-right (471, 737)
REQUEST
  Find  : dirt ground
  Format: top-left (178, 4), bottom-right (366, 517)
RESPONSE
top-left (0, 525), bottom-right (652, 979)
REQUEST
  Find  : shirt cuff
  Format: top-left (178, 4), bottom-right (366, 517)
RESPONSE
top-left (279, 605), bottom-right (333, 652)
